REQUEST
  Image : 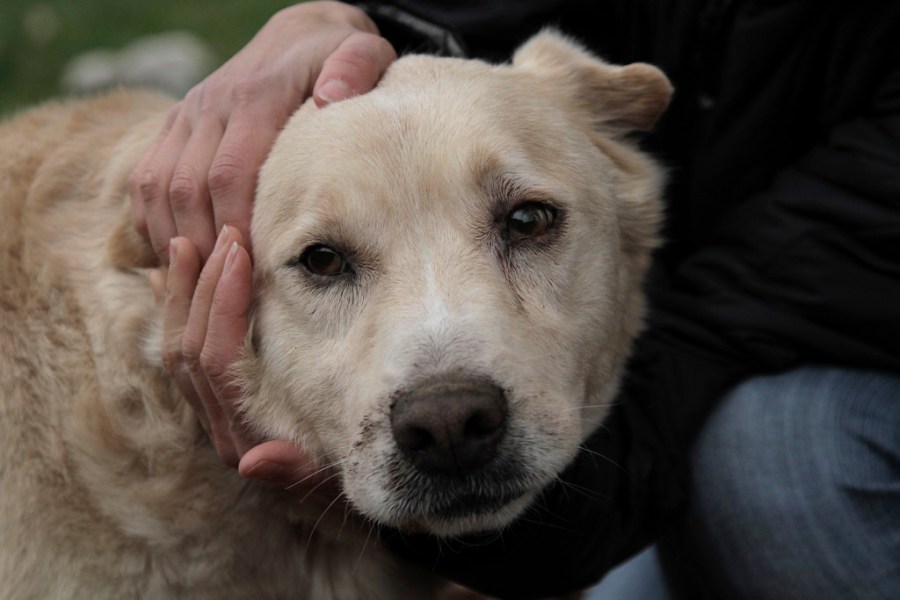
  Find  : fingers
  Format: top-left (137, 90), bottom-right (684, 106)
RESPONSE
top-left (239, 441), bottom-right (346, 515)
top-left (128, 3), bottom-right (396, 265)
top-left (239, 441), bottom-right (334, 491)
top-left (163, 238), bottom-right (214, 433)
top-left (167, 101), bottom-right (224, 260)
top-left (163, 230), bottom-right (334, 493)
top-left (205, 109), bottom-right (281, 256)
top-left (129, 105), bottom-right (184, 263)
top-left (134, 2), bottom-right (396, 490)
top-left (204, 227), bottom-right (256, 457)
top-left (313, 31), bottom-right (397, 106)
top-left (148, 268), bottom-right (166, 305)
top-left (160, 227), bottom-right (252, 467)
top-left (178, 226), bottom-right (245, 467)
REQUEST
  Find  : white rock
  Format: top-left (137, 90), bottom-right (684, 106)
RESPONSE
top-left (61, 31), bottom-right (217, 98)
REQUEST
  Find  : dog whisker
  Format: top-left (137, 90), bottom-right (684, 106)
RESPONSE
top-left (334, 495), bottom-right (353, 541)
top-left (561, 401), bottom-right (620, 412)
top-left (577, 444), bottom-right (626, 473)
top-left (515, 493), bottom-right (587, 535)
top-left (354, 518), bottom-right (378, 573)
top-left (306, 491), bottom-right (347, 548)
top-left (553, 477), bottom-right (611, 504)
top-left (514, 512), bottom-right (583, 536)
top-left (564, 403), bottom-right (604, 411)
top-left (295, 470), bottom-right (344, 507)
top-left (284, 459), bottom-right (346, 492)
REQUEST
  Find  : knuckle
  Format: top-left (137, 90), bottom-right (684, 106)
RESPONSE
top-left (192, 85), bottom-right (227, 123)
top-left (334, 38), bottom-right (384, 72)
top-left (131, 213), bottom-right (149, 239)
top-left (181, 333), bottom-right (203, 370)
top-left (133, 169), bottom-right (165, 202)
top-left (320, 34), bottom-right (396, 93)
top-left (173, 88), bottom-right (226, 133)
top-left (164, 101), bottom-right (185, 129)
top-left (230, 78), bottom-right (265, 108)
top-left (207, 155), bottom-right (244, 195)
top-left (127, 168), bottom-right (142, 198)
top-left (181, 85), bottom-right (204, 109)
top-left (168, 170), bottom-right (202, 212)
top-left (360, 33), bottom-right (397, 62)
top-left (199, 345), bottom-right (229, 381)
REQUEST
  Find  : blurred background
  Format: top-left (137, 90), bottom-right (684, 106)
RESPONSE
top-left (0, 0), bottom-right (297, 116)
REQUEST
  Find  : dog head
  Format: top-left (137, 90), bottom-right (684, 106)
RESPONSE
top-left (243, 31), bottom-right (670, 536)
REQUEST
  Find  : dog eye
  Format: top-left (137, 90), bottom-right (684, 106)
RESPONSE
top-left (300, 245), bottom-right (349, 277)
top-left (505, 202), bottom-right (557, 242)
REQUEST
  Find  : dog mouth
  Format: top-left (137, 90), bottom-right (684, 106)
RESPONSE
top-left (393, 485), bottom-right (533, 536)
top-left (418, 488), bottom-right (526, 519)
top-left (385, 457), bottom-right (536, 526)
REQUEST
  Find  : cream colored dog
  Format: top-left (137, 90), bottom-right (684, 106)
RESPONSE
top-left (0, 31), bottom-right (670, 599)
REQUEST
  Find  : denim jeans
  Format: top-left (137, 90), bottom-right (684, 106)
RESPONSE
top-left (587, 367), bottom-right (900, 600)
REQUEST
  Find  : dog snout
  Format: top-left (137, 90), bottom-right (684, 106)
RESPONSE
top-left (390, 377), bottom-right (508, 475)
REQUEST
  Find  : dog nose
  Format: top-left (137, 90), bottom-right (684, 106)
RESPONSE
top-left (390, 377), bottom-right (507, 475)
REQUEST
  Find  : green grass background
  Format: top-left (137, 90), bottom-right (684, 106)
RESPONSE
top-left (0, 0), bottom-right (296, 116)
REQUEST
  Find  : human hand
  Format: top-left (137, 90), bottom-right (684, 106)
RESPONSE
top-left (130, 0), bottom-right (396, 264)
top-left (153, 226), bottom-right (337, 495)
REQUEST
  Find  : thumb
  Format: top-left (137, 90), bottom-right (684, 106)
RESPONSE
top-left (313, 32), bottom-right (397, 106)
top-left (239, 440), bottom-right (338, 493)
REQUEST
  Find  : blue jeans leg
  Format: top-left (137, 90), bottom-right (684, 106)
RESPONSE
top-left (584, 545), bottom-right (673, 600)
top-left (671, 366), bottom-right (900, 599)
top-left (587, 367), bottom-right (900, 600)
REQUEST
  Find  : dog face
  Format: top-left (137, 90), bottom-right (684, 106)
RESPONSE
top-left (244, 32), bottom-right (670, 536)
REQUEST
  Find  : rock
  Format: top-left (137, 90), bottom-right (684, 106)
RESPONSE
top-left (61, 31), bottom-right (217, 98)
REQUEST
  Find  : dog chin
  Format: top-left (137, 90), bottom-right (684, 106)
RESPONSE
top-left (399, 491), bottom-right (536, 537)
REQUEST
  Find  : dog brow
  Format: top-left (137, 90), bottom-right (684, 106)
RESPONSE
top-left (484, 171), bottom-right (562, 219)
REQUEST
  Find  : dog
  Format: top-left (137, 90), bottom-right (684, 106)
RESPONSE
top-left (0, 31), bottom-right (670, 599)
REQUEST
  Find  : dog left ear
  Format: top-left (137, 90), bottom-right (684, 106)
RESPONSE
top-left (512, 30), bottom-right (673, 134)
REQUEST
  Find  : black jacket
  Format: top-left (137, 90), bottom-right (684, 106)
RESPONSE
top-left (352, 1), bottom-right (900, 597)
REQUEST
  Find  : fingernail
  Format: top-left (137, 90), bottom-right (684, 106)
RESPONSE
top-left (242, 459), bottom-right (284, 481)
top-left (168, 238), bottom-right (178, 267)
top-left (215, 225), bottom-right (230, 253)
top-left (223, 241), bottom-right (239, 274)
top-left (317, 79), bottom-right (355, 104)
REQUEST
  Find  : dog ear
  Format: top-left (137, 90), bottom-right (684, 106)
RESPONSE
top-left (513, 30), bottom-right (672, 134)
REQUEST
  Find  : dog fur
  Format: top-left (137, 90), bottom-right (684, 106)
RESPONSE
top-left (0, 31), bottom-right (670, 599)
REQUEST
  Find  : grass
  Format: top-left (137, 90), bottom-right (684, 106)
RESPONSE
top-left (0, 0), bottom-right (296, 115)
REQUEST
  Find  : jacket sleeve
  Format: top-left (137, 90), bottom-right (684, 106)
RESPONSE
top-left (662, 65), bottom-right (900, 373)
top-left (349, 0), bottom-right (568, 59)
top-left (381, 53), bottom-right (900, 597)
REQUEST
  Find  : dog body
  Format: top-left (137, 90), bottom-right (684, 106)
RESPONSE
top-left (0, 32), bottom-right (669, 598)
top-left (0, 91), bottom-right (413, 599)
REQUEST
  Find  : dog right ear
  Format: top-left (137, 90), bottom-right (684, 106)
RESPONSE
top-left (513, 30), bottom-right (673, 135)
